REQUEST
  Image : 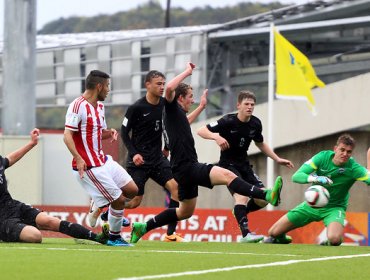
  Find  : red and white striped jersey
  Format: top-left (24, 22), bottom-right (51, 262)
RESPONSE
top-left (65, 96), bottom-right (107, 169)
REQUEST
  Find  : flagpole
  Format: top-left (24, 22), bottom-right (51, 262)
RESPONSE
top-left (267, 23), bottom-right (275, 210)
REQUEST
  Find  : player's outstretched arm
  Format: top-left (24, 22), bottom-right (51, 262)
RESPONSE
top-left (197, 125), bottom-right (230, 151)
top-left (291, 164), bottom-right (314, 184)
top-left (187, 89), bottom-right (208, 124)
top-left (165, 62), bottom-right (195, 103)
top-left (6, 128), bottom-right (39, 167)
top-left (292, 164), bottom-right (332, 185)
top-left (255, 142), bottom-right (294, 168)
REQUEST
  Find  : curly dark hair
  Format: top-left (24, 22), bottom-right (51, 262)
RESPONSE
top-left (175, 83), bottom-right (193, 100)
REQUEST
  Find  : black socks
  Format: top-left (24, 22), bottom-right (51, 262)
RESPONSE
top-left (146, 208), bottom-right (178, 232)
top-left (228, 177), bottom-right (266, 199)
top-left (167, 199), bottom-right (180, 235)
top-left (59, 220), bottom-right (96, 241)
top-left (246, 198), bottom-right (264, 213)
top-left (233, 204), bottom-right (250, 237)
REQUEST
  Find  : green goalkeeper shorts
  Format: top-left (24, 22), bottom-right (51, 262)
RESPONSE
top-left (287, 202), bottom-right (346, 227)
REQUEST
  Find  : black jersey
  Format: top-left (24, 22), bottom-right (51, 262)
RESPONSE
top-left (121, 96), bottom-right (165, 167)
top-left (207, 113), bottom-right (263, 164)
top-left (163, 98), bottom-right (198, 171)
top-left (0, 156), bottom-right (11, 202)
top-left (0, 156), bottom-right (16, 219)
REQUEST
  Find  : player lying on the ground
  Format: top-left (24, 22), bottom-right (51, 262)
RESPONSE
top-left (0, 128), bottom-right (108, 244)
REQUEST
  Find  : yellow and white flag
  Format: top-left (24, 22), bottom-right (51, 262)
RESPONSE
top-left (274, 29), bottom-right (325, 111)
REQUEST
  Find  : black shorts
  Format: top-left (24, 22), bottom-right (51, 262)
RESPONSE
top-left (173, 162), bottom-right (214, 201)
top-left (219, 161), bottom-right (264, 194)
top-left (0, 200), bottom-right (41, 242)
top-left (127, 157), bottom-right (173, 196)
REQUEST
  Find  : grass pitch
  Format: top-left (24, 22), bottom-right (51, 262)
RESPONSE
top-left (1, 238), bottom-right (370, 280)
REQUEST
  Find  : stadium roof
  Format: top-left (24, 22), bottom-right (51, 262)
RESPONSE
top-left (1, 0), bottom-right (369, 52)
top-left (0, 25), bottom-right (220, 52)
top-left (209, 0), bottom-right (370, 31)
top-left (208, 15), bottom-right (370, 42)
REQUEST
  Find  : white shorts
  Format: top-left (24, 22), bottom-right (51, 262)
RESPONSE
top-left (73, 155), bottom-right (133, 208)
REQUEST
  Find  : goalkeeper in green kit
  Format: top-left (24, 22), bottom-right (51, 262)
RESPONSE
top-left (265, 134), bottom-right (370, 245)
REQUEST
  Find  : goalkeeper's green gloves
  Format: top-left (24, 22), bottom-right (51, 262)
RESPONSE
top-left (308, 175), bottom-right (333, 185)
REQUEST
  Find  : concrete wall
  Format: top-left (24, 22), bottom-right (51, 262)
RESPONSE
top-left (0, 136), bottom-right (42, 204)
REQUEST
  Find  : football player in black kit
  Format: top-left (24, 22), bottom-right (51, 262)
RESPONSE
top-left (197, 90), bottom-right (294, 243)
top-left (0, 128), bottom-right (108, 244)
top-left (120, 70), bottom-right (185, 242)
top-left (102, 70), bottom-right (206, 242)
top-left (130, 63), bottom-right (284, 243)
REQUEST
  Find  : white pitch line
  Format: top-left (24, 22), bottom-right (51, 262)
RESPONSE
top-left (0, 246), bottom-right (297, 257)
top-left (115, 253), bottom-right (370, 280)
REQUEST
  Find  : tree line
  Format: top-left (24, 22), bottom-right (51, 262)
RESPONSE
top-left (38, 1), bottom-right (287, 34)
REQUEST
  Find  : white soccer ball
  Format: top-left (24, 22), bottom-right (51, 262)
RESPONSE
top-left (304, 185), bottom-right (330, 208)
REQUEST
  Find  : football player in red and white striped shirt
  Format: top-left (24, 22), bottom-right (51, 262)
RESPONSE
top-left (64, 70), bottom-right (138, 246)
